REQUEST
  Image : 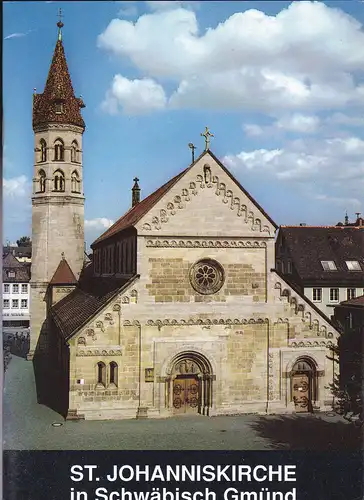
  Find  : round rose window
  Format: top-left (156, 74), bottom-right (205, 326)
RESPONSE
top-left (189, 259), bottom-right (225, 295)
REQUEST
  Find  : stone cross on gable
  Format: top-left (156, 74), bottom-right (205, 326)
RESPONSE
top-left (201, 127), bottom-right (214, 151)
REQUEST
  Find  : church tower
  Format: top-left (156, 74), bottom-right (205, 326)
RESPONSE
top-left (29, 16), bottom-right (85, 358)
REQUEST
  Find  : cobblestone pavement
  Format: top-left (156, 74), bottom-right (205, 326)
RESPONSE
top-left (4, 356), bottom-right (361, 451)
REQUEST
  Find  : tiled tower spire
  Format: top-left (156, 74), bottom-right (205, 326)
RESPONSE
top-left (32, 21), bottom-right (85, 129)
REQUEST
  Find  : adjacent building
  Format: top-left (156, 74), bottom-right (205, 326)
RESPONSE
top-left (3, 253), bottom-right (31, 330)
top-left (331, 295), bottom-right (364, 414)
top-left (3, 245), bottom-right (32, 264)
top-left (275, 226), bottom-right (364, 320)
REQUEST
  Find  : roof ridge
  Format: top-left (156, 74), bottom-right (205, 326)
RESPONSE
top-left (92, 166), bottom-right (190, 246)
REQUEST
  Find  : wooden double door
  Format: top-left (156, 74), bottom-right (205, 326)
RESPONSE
top-left (292, 373), bottom-right (311, 413)
top-left (173, 375), bottom-right (199, 414)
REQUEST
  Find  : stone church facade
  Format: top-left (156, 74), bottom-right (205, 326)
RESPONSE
top-left (30, 22), bottom-right (339, 421)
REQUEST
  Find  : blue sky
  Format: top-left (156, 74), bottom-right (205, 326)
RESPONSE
top-left (3, 0), bottom-right (364, 248)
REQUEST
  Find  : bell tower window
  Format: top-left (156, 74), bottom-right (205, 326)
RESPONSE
top-left (53, 169), bottom-right (65, 192)
top-left (38, 169), bottom-right (46, 193)
top-left (55, 101), bottom-right (64, 114)
top-left (71, 170), bottom-right (81, 193)
top-left (40, 139), bottom-right (47, 162)
top-left (71, 140), bottom-right (79, 163)
top-left (54, 139), bottom-right (64, 161)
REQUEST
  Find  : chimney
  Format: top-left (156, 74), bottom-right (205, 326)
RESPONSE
top-left (132, 177), bottom-right (141, 207)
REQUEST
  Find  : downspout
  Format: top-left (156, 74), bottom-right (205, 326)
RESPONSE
top-left (265, 320), bottom-right (270, 414)
top-left (137, 321), bottom-right (142, 416)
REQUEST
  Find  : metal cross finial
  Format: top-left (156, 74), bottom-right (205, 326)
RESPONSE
top-left (57, 8), bottom-right (64, 40)
top-left (188, 143), bottom-right (196, 163)
top-left (201, 127), bottom-right (214, 151)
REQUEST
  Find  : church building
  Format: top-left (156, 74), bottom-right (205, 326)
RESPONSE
top-left (29, 20), bottom-right (339, 420)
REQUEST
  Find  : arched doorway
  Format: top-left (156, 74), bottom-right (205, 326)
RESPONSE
top-left (166, 351), bottom-right (213, 416)
top-left (291, 358), bottom-right (317, 413)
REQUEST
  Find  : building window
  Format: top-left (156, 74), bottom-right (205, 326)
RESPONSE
top-left (38, 169), bottom-right (46, 193)
top-left (346, 261), bottom-right (361, 271)
top-left (40, 139), bottom-right (47, 162)
top-left (21, 299), bottom-right (28, 308)
top-left (54, 139), bottom-right (64, 161)
top-left (312, 288), bottom-right (322, 302)
top-left (4, 284), bottom-right (10, 293)
top-left (12, 284), bottom-right (19, 293)
top-left (71, 170), bottom-right (81, 193)
top-left (55, 101), bottom-right (64, 114)
top-left (53, 169), bottom-right (65, 192)
top-left (7, 271), bottom-right (15, 278)
top-left (329, 288), bottom-right (339, 302)
top-left (12, 299), bottom-right (19, 308)
top-left (287, 260), bottom-right (292, 274)
top-left (71, 140), bottom-right (79, 163)
top-left (347, 288), bottom-right (356, 300)
top-left (97, 362), bottom-right (106, 387)
top-left (21, 284), bottom-right (28, 294)
top-left (109, 362), bottom-right (118, 386)
top-left (3, 299), bottom-right (10, 309)
top-left (321, 261), bottom-right (337, 271)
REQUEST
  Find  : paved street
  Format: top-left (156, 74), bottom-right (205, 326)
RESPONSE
top-left (3, 355), bottom-right (361, 450)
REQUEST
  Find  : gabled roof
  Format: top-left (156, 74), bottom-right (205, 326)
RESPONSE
top-left (51, 263), bottom-right (138, 340)
top-left (92, 149), bottom-right (277, 246)
top-left (278, 226), bottom-right (364, 286)
top-left (92, 167), bottom-right (189, 246)
top-left (50, 258), bottom-right (77, 285)
top-left (337, 295), bottom-right (364, 309)
top-left (33, 39), bottom-right (85, 129)
top-left (3, 253), bottom-right (30, 283)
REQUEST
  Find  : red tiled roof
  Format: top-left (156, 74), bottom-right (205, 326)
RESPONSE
top-left (51, 263), bottom-right (138, 339)
top-left (339, 295), bottom-right (364, 308)
top-left (92, 167), bottom-right (189, 246)
top-left (50, 258), bottom-right (77, 285)
top-left (33, 39), bottom-right (85, 129)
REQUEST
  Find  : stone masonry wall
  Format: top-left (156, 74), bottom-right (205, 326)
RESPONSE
top-left (143, 247), bottom-right (266, 304)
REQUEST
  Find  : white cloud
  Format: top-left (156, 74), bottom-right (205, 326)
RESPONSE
top-left (4, 29), bottom-right (34, 40)
top-left (274, 114), bottom-right (320, 133)
top-left (85, 218), bottom-right (114, 230)
top-left (118, 4), bottom-right (138, 17)
top-left (145, 1), bottom-right (198, 10)
top-left (327, 113), bottom-right (364, 127)
top-left (3, 175), bottom-right (30, 197)
top-left (98, 2), bottom-right (364, 113)
top-left (223, 135), bottom-right (364, 210)
top-left (243, 124), bottom-right (264, 137)
top-left (101, 74), bottom-right (167, 115)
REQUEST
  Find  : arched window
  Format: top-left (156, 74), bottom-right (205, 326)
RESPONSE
top-left (38, 169), bottom-right (46, 193)
top-left (71, 140), bottom-right (79, 163)
top-left (53, 169), bottom-right (65, 192)
top-left (97, 362), bottom-right (106, 387)
top-left (71, 170), bottom-right (81, 193)
top-left (54, 139), bottom-right (64, 161)
top-left (40, 139), bottom-right (47, 162)
top-left (109, 362), bottom-right (118, 386)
